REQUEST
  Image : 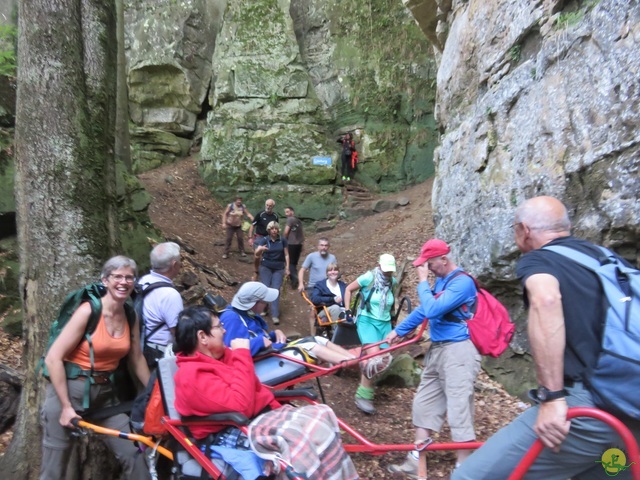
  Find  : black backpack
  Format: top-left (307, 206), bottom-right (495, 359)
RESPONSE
top-left (133, 280), bottom-right (178, 349)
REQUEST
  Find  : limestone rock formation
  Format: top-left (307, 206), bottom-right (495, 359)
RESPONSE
top-left (124, 0), bottom-right (223, 172)
top-left (409, 0), bottom-right (640, 393)
top-left (125, 0), bottom-right (439, 219)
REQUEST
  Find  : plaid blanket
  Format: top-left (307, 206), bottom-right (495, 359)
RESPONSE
top-left (248, 404), bottom-right (359, 480)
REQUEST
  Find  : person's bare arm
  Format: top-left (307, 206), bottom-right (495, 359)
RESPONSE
top-left (248, 222), bottom-right (255, 245)
top-left (525, 273), bottom-right (570, 451)
top-left (44, 303), bottom-right (92, 427)
top-left (283, 224), bottom-right (291, 239)
top-left (128, 316), bottom-right (151, 387)
top-left (221, 205), bottom-right (230, 228)
top-left (297, 267), bottom-right (307, 292)
top-left (254, 244), bottom-right (265, 279)
top-left (283, 248), bottom-right (290, 277)
top-left (343, 279), bottom-right (361, 314)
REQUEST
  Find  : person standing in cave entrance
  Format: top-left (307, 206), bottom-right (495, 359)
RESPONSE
top-left (337, 132), bottom-right (356, 182)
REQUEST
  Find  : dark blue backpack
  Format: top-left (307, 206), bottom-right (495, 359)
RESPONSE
top-left (544, 245), bottom-right (640, 419)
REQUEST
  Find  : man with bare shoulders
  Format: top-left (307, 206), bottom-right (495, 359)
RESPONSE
top-left (453, 196), bottom-right (640, 479)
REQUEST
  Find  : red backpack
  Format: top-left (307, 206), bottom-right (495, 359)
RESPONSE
top-left (439, 272), bottom-right (514, 357)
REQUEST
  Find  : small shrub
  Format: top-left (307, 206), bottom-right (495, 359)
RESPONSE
top-left (0, 24), bottom-right (17, 77)
top-left (509, 45), bottom-right (521, 63)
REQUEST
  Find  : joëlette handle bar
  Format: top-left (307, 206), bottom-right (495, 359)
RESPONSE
top-left (256, 317), bottom-right (429, 390)
top-left (507, 407), bottom-right (640, 480)
top-left (71, 418), bottom-right (174, 460)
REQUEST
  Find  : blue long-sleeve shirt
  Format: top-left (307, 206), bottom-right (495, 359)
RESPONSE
top-left (219, 308), bottom-right (285, 357)
top-left (395, 268), bottom-right (477, 343)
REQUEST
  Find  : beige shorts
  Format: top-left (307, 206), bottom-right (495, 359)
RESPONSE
top-left (280, 335), bottom-right (330, 360)
top-left (412, 339), bottom-right (481, 442)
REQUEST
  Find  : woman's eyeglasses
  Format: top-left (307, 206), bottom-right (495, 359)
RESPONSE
top-left (109, 274), bottom-right (136, 283)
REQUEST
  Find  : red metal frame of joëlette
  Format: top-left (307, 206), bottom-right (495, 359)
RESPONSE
top-left (254, 316), bottom-right (430, 391)
top-left (159, 406), bottom-right (640, 480)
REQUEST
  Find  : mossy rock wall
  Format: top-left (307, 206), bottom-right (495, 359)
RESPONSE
top-left (196, 0), bottom-right (438, 218)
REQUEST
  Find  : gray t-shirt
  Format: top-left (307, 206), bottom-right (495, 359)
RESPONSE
top-left (301, 252), bottom-right (337, 288)
top-left (286, 216), bottom-right (304, 245)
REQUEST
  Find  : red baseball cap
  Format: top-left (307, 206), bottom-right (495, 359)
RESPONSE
top-left (413, 239), bottom-right (451, 267)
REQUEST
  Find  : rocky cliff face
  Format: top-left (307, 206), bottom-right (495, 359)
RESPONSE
top-left (407, 0), bottom-right (640, 392)
top-left (125, 0), bottom-right (438, 219)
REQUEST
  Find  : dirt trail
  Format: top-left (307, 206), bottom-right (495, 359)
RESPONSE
top-left (138, 157), bottom-right (523, 479)
top-left (0, 157), bottom-right (523, 478)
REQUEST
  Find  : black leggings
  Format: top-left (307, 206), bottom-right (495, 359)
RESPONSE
top-left (341, 153), bottom-right (353, 177)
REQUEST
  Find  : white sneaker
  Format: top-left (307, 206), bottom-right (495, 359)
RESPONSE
top-left (272, 317), bottom-right (280, 325)
top-left (387, 453), bottom-right (419, 478)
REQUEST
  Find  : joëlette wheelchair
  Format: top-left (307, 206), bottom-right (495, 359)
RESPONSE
top-left (75, 363), bottom-right (640, 480)
top-left (72, 295), bottom-right (640, 479)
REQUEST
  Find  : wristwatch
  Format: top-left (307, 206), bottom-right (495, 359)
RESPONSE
top-left (529, 386), bottom-right (568, 403)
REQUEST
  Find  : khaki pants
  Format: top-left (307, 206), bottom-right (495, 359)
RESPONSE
top-left (40, 379), bottom-right (150, 480)
top-left (412, 339), bottom-right (481, 442)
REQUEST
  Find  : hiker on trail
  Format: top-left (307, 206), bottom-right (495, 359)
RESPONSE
top-left (343, 254), bottom-right (398, 415)
top-left (337, 132), bottom-right (356, 182)
top-left (222, 196), bottom-right (254, 259)
top-left (248, 199), bottom-right (278, 247)
top-left (298, 237), bottom-right (338, 334)
top-left (283, 206), bottom-right (304, 289)
top-left (254, 221), bottom-right (289, 326)
top-left (137, 242), bottom-right (184, 369)
top-left (386, 239), bottom-right (480, 476)
top-left (453, 197), bottom-right (640, 480)
top-left (40, 256), bottom-right (151, 480)
top-left (220, 282), bottom-right (358, 365)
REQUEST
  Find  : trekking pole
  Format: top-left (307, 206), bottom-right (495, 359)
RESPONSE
top-left (72, 419), bottom-right (173, 460)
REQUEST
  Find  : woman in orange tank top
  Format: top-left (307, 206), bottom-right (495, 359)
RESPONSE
top-left (40, 256), bottom-right (151, 480)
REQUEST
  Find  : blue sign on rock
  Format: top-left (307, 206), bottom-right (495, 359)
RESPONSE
top-left (312, 156), bottom-right (332, 166)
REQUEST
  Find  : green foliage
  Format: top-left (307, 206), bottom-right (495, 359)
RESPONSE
top-left (554, 0), bottom-right (600, 29)
top-left (0, 128), bottom-right (13, 172)
top-left (0, 24), bottom-right (17, 77)
top-left (329, 0), bottom-right (436, 123)
top-left (508, 44), bottom-right (521, 63)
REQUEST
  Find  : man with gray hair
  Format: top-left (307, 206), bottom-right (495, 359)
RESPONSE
top-left (137, 242), bottom-right (184, 368)
top-left (453, 196), bottom-right (640, 479)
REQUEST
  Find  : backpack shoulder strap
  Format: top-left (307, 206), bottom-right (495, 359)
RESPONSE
top-left (136, 281), bottom-right (178, 343)
top-left (543, 245), bottom-right (603, 271)
top-left (439, 271), bottom-right (477, 322)
top-left (83, 283), bottom-right (106, 336)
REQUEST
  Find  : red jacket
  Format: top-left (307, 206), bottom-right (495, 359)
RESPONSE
top-left (174, 349), bottom-right (278, 439)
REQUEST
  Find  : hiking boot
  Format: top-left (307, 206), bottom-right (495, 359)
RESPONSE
top-left (346, 176), bottom-right (351, 181)
top-left (387, 453), bottom-right (419, 478)
top-left (354, 397), bottom-right (375, 414)
top-left (342, 176), bottom-right (347, 181)
top-left (222, 254), bottom-right (229, 259)
top-left (240, 251), bottom-right (247, 257)
top-left (272, 317), bottom-right (280, 325)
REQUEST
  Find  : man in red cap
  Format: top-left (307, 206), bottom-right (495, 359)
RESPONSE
top-left (386, 239), bottom-right (480, 477)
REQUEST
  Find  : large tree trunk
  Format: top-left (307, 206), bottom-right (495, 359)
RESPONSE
top-left (114, 0), bottom-right (132, 172)
top-left (1, 0), bottom-right (121, 478)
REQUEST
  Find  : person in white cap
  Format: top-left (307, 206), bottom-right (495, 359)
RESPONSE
top-left (220, 282), bottom-right (358, 365)
top-left (343, 254), bottom-right (398, 414)
top-left (386, 239), bottom-right (480, 477)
